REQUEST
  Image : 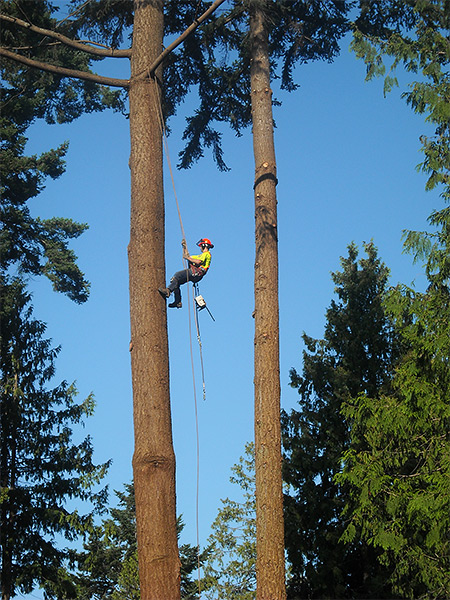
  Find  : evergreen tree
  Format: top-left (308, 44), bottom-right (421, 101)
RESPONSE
top-left (282, 242), bottom-right (399, 599)
top-left (0, 279), bottom-right (110, 600)
top-left (248, 4), bottom-right (286, 595)
top-left (0, 96), bottom-right (90, 302)
top-left (337, 7), bottom-right (449, 595)
top-left (1, 8), bottom-right (111, 595)
top-left (0, 0), bottom-right (122, 303)
top-left (338, 218), bottom-right (450, 599)
top-left (75, 483), bottom-right (136, 600)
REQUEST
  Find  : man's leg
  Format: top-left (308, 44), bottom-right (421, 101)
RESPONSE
top-left (167, 270), bottom-right (188, 308)
top-left (169, 285), bottom-right (182, 307)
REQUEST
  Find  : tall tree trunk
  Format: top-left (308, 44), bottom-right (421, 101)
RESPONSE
top-left (249, 3), bottom-right (286, 599)
top-left (128, 1), bottom-right (180, 598)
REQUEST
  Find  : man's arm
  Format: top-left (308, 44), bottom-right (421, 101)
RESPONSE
top-left (187, 255), bottom-right (203, 266)
top-left (182, 247), bottom-right (203, 266)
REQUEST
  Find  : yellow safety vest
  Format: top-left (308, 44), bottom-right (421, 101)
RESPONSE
top-left (190, 250), bottom-right (211, 271)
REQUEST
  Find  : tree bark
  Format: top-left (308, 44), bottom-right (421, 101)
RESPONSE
top-left (249, 3), bottom-right (286, 599)
top-left (128, 1), bottom-right (180, 598)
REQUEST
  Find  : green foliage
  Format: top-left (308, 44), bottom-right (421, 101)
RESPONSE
top-left (175, 0), bottom-right (353, 170)
top-left (1, 0), bottom-right (354, 171)
top-left (337, 10), bottom-right (450, 594)
top-left (1, 56), bottom-right (91, 303)
top-left (352, 0), bottom-right (450, 203)
top-left (0, 0), bottom-right (125, 125)
top-left (76, 482), bottom-right (207, 599)
top-left (282, 242), bottom-right (398, 599)
top-left (112, 552), bottom-right (140, 600)
top-left (0, 278), bottom-right (110, 599)
top-left (0, 1), bottom-right (131, 302)
top-left (339, 209), bottom-right (450, 599)
top-left (203, 443), bottom-right (256, 600)
top-left (75, 483), bottom-right (136, 600)
top-left (402, 206), bottom-right (450, 287)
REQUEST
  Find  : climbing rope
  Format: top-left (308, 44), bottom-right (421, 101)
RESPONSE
top-left (187, 287), bottom-right (202, 589)
top-left (151, 73), bottom-right (187, 247)
top-left (151, 76), bottom-right (203, 595)
top-left (193, 283), bottom-right (207, 402)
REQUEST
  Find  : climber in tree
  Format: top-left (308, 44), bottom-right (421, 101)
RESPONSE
top-left (159, 238), bottom-right (214, 308)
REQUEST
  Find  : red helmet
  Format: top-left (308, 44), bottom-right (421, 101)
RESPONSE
top-left (197, 238), bottom-right (214, 249)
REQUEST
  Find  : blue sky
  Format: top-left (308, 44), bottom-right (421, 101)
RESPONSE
top-left (22, 11), bottom-right (441, 593)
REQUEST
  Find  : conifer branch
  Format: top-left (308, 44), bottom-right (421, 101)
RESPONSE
top-left (0, 14), bottom-right (131, 57)
top-left (138, 0), bottom-right (227, 79)
top-left (1, 0), bottom-right (228, 89)
top-left (0, 47), bottom-right (129, 88)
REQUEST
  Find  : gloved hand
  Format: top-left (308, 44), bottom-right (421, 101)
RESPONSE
top-left (181, 239), bottom-right (189, 259)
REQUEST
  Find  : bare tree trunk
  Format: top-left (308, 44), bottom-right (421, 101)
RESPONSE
top-left (249, 3), bottom-right (286, 599)
top-left (128, 1), bottom-right (180, 597)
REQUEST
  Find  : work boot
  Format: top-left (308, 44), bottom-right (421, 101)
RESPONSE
top-left (158, 287), bottom-right (171, 299)
top-left (168, 300), bottom-right (182, 309)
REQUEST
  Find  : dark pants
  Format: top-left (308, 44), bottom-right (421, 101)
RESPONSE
top-left (167, 268), bottom-right (204, 304)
